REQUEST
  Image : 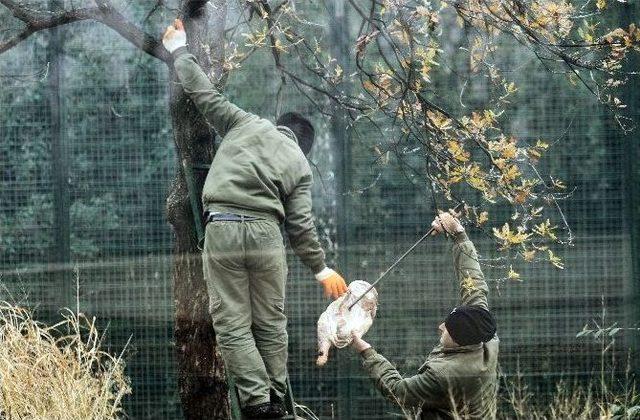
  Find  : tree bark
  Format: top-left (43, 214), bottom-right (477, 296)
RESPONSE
top-left (166, 1), bottom-right (230, 418)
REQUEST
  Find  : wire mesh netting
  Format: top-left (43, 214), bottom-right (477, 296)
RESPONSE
top-left (1, 12), bottom-right (639, 420)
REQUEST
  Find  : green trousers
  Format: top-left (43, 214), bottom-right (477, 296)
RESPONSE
top-left (201, 219), bottom-right (288, 407)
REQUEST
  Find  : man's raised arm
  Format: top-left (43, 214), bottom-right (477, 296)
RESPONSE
top-left (163, 19), bottom-right (250, 138)
top-left (431, 211), bottom-right (489, 310)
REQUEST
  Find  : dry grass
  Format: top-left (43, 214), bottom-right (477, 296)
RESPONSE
top-left (502, 376), bottom-right (639, 420)
top-left (0, 302), bottom-right (131, 419)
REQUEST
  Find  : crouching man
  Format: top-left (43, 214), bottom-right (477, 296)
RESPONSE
top-left (351, 210), bottom-right (498, 419)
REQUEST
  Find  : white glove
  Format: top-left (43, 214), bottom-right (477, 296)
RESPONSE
top-left (431, 210), bottom-right (465, 236)
top-left (162, 19), bottom-right (187, 54)
top-left (314, 267), bottom-right (334, 282)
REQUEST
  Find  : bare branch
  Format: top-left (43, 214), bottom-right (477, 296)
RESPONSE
top-left (0, 0), bottom-right (38, 23)
top-left (94, 2), bottom-right (170, 62)
top-left (0, 6), bottom-right (99, 55)
top-left (0, 27), bottom-right (33, 54)
top-left (0, 1), bottom-right (170, 62)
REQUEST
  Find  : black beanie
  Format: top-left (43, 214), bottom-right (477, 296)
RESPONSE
top-left (444, 305), bottom-right (496, 346)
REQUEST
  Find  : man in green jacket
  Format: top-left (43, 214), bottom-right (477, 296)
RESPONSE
top-left (163, 20), bottom-right (348, 419)
top-left (350, 210), bottom-right (498, 419)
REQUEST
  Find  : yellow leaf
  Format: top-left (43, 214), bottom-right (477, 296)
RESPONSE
top-left (531, 207), bottom-right (543, 218)
top-left (596, 0), bottom-right (606, 10)
top-left (501, 142), bottom-right (518, 159)
top-left (447, 140), bottom-right (470, 162)
top-left (528, 148), bottom-right (541, 161)
top-left (513, 191), bottom-right (528, 204)
top-left (427, 110), bottom-right (452, 131)
top-left (508, 266), bottom-right (521, 281)
top-left (533, 219), bottom-right (558, 241)
top-left (501, 164), bottom-right (521, 183)
top-left (548, 250), bottom-right (565, 269)
top-left (522, 249), bottom-right (536, 262)
top-left (551, 177), bottom-right (566, 190)
top-left (493, 223), bottom-right (532, 249)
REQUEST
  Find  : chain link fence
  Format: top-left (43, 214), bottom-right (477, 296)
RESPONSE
top-left (0, 16), bottom-right (638, 420)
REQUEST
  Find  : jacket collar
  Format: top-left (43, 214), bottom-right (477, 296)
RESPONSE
top-left (276, 125), bottom-right (298, 144)
top-left (431, 343), bottom-right (483, 355)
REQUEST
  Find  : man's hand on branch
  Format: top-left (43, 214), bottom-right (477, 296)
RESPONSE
top-left (162, 18), bottom-right (187, 53)
top-left (315, 267), bottom-right (348, 299)
top-left (431, 209), bottom-right (464, 236)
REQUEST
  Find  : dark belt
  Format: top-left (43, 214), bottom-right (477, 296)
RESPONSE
top-left (205, 212), bottom-right (263, 223)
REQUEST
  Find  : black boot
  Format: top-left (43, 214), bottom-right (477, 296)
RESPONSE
top-left (269, 389), bottom-right (286, 418)
top-left (242, 402), bottom-right (282, 419)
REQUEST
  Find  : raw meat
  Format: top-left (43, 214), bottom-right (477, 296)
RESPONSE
top-left (316, 280), bottom-right (378, 366)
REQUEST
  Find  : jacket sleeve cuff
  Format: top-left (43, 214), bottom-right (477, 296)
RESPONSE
top-left (172, 46), bottom-right (190, 60)
top-left (453, 231), bottom-right (469, 244)
top-left (310, 262), bottom-right (327, 276)
top-left (314, 266), bottom-right (331, 279)
top-left (360, 347), bottom-right (377, 359)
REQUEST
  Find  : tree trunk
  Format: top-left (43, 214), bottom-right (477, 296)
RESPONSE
top-left (166, 1), bottom-right (230, 418)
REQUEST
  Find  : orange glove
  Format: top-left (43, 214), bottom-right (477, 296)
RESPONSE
top-left (315, 268), bottom-right (348, 299)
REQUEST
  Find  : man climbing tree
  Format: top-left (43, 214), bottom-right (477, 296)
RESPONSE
top-left (163, 19), bottom-right (348, 419)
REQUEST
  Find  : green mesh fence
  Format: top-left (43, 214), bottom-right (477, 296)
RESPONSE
top-left (0, 13), bottom-right (638, 420)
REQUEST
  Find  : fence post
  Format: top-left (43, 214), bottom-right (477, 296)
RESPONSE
top-left (328, 0), bottom-right (356, 416)
top-left (620, 2), bottom-right (640, 378)
top-left (47, 0), bottom-right (71, 312)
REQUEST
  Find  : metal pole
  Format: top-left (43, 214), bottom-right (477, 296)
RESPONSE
top-left (619, 0), bottom-right (640, 378)
top-left (328, 1), bottom-right (353, 417)
top-left (48, 0), bottom-right (71, 310)
top-left (348, 202), bottom-right (465, 310)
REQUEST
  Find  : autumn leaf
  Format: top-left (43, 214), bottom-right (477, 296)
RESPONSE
top-left (477, 211), bottom-right (489, 225)
top-left (548, 250), bottom-right (565, 269)
top-left (536, 139), bottom-right (549, 150)
top-left (522, 249), bottom-right (536, 262)
top-left (427, 110), bottom-right (452, 131)
top-left (551, 177), bottom-right (566, 190)
top-left (513, 191), bottom-right (528, 204)
top-left (508, 266), bottom-right (521, 281)
top-left (533, 219), bottom-right (558, 241)
top-left (501, 141), bottom-right (518, 159)
top-left (447, 140), bottom-right (470, 162)
top-left (500, 164), bottom-right (521, 183)
top-left (493, 223), bottom-right (532, 249)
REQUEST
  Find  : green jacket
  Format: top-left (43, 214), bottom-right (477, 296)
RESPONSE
top-left (360, 232), bottom-right (498, 419)
top-left (172, 47), bottom-right (326, 274)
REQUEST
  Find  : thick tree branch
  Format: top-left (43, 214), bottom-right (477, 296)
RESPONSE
top-left (95, 2), bottom-right (170, 62)
top-left (0, 6), bottom-right (97, 54)
top-left (0, 28), bottom-right (32, 54)
top-left (0, 0), bottom-right (37, 23)
top-left (0, 1), bottom-right (170, 62)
